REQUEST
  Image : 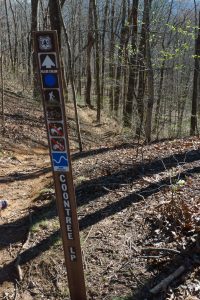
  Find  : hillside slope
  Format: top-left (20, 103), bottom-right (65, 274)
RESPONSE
top-left (0, 91), bottom-right (200, 300)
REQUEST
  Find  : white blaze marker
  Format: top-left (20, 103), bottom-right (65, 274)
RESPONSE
top-left (42, 55), bottom-right (56, 68)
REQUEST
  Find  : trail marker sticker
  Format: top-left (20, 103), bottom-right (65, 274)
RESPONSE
top-left (34, 31), bottom-right (87, 300)
top-left (46, 106), bottom-right (62, 121)
top-left (44, 90), bottom-right (60, 106)
top-left (42, 73), bottom-right (59, 88)
top-left (52, 153), bottom-right (69, 171)
top-left (49, 123), bottom-right (64, 136)
top-left (51, 137), bottom-right (65, 151)
top-left (39, 53), bottom-right (57, 70)
top-left (38, 35), bottom-right (53, 51)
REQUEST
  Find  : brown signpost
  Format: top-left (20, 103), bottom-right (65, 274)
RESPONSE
top-left (33, 31), bottom-right (87, 300)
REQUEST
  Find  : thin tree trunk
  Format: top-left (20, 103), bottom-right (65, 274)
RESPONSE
top-left (154, 0), bottom-right (174, 136)
top-left (124, 0), bottom-right (139, 127)
top-left (85, 0), bottom-right (94, 108)
top-left (15, 0), bottom-right (31, 79)
top-left (144, 0), bottom-right (154, 142)
top-left (135, 1), bottom-right (147, 136)
top-left (49, 0), bottom-right (61, 47)
top-left (58, 0), bottom-right (83, 152)
top-left (77, 9), bottom-right (82, 96)
top-left (91, 0), bottom-right (101, 122)
top-left (109, 0), bottom-right (115, 112)
top-left (4, 0), bottom-right (14, 70)
top-left (155, 62), bottom-right (165, 137)
top-left (9, 0), bottom-right (18, 72)
top-left (190, 7), bottom-right (200, 135)
top-left (31, 0), bottom-right (39, 99)
top-left (1, 53), bottom-right (5, 135)
top-left (177, 84), bottom-right (188, 137)
top-left (114, 1), bottom-right (126, 116)
top-left (101, 0), bottom-right (109, 107)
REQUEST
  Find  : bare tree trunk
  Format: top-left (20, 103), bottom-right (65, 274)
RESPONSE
top-left (124, 0), bottom-right (139, 127)
top-left (39, 0), bottom-right (48, 29)
top-left (190, 5), bottom-right (200, 135)
top-left (77, 10), bottom-right (82, 97)
top-left (1, 53), bottom-right (5, 135)
top-left (85, 0), bottom-right (94, 108)
top-left (122, 1), bottom-right (131, 121)
top-left (144, 0), bottom-right (154, 142)
top-left (154, 0), bottom-right (174, 137)
top-left (135, 1), bottom-right (147, 136)
top-left (49, 0), bottom-right (61, 47)
top-left (9, 0), bottom-right (18, 72)
top-left (91, 0), bottom-right (101, 122)
top-left (4, 0), bottom-right (14, 70)
top-left (114, 1), bottom-right (127, 116)
top-left (101, 0), bottom-right (109, 107)
top-left (15, 0), bottom-right (31, 79)
top-left (109, 0), bottom-right (115, 112)
top-left (49, 0), bottom-right (69, 103)
top-left (177, 82), bottom-right (188, 137)
top-left (31, 0), bottom-right (39, 99)
top-left (58, 0), bottom-right (83, 152)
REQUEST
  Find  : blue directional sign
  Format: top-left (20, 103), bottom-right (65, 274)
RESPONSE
top-left (52, 152), bottom-right (69, 171)
top-left (42, 73), bottom-right (59, 88)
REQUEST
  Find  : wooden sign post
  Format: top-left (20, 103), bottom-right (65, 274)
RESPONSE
top-left (33, 31), bottom-right (87, 300)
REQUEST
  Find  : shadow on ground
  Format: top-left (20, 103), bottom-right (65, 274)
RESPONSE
top-left (0, 147), bottom-right (200, 294)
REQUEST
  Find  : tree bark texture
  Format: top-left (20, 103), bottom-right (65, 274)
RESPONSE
top-left (144, 0), bottom-right (154, 142)
top-left (109, 0), bottom-right (116, 112)
top-left (124, 0), bottom-right (139, 127)
top-left (114, 1), bottom-right (127, 116)
top-left (31, 0), bottom-right (39, 99)
top-left (91, 0), bottom-right (101, 122)
top-left (85, 0), bottom-right (94, 108)
top-left (190, 10), bottom-right (200, 135)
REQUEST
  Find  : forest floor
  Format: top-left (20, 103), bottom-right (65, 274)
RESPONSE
top-left (1, 89), bottom-right (200, 300)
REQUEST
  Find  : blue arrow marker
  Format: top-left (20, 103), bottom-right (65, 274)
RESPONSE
top-left (43, 74), bottom-right (58, 88)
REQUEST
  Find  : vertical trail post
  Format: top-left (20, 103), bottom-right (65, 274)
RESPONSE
top-left (33, 31), bottom-right (87, 300)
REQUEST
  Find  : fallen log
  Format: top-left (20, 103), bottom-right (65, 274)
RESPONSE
top-left (150, 265), bottom-right (185, 294)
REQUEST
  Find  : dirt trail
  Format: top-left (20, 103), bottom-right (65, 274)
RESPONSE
top-left (0, 148), bottom-right (49, 216)
top-left (0, 94), bottom-right (122, 299)
top-left (0, 145), bottom-right (51, 290)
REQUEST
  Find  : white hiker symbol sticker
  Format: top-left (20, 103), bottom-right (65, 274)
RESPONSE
top-left (49, 91), bottom-right (56, 102)
top-left (44, 90), bottom-right (60, 106)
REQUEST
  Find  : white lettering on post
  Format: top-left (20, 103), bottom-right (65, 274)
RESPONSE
top-left (69, 247), bottom-right (77, 261)
top-left (59, 174), bottom-right (74, 240)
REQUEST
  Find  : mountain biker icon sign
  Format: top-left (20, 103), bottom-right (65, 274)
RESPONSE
top-left (50, 138), bottom-right (66, 152)
top-left (49, 123), bottom-right (64, 136)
